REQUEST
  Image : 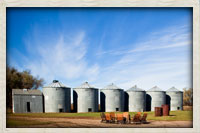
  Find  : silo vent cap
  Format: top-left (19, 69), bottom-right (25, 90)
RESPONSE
top-left (102, 83), bottom-right (122, 90)
top-left (147, 86), bottom-right (163, 92)
top-left (127, 85), bottom-right (144, 92)
top-left (43, 80), bottom-right (69, 88)
top-left (75, 82), bottom-right (96, 89)
top-left (53, 80), bottom-right (59, 83)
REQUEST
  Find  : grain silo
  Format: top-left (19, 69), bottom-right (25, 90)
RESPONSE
top-left (43, 80), bottom-right (71, 113)
top-left (100, 83), bottom-right (124, 112)
top-left (73, 82), bottom-right (98, 113)
top-left (146, 86), bottom-right (166, 111)
top-left (126, 85), bottom-right (146, 112)
top-left (166, 87), bottom-right (183, 111)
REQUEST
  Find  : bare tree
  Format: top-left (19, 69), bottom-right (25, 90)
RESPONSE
top-left (183, 88), bottom-right (193, 106)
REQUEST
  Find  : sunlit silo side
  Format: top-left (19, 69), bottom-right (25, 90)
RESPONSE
top-left (146, 86), bottom-right (166, 111)
top-left (100, 83), bottom-right (124, 112)
top-left (43, 80), bottom-right (71, 113)
top-left (166, 87), bottom-right (183, 111)
top-left (126, 85), bottom-right (146, 112)
top-left (73, 82), bottom-right (98, 113)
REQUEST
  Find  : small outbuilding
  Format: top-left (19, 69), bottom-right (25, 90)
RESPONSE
top-left (73, 82), bottom-right (99, 113)
top-left (12, 89), bottom-right (43, 113)
top-left (100, 83), bottom-right (124, 112)
top-left (126, 85), bottom-right (146, 112)
top-left (166, 87), bottom-right (183, 111)
top-left (146, 86), bottom-right (166, 111)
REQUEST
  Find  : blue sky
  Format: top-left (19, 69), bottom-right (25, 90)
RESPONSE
top-left (7, 8), bottom-right (192, 91)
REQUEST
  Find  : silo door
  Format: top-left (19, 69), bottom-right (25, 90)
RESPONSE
top-left (59, 109), bottom-right (63, 112)
top-left (27, 102), bottom-right (31, 112)
top-left (88, 108), bottom-right (92, 112)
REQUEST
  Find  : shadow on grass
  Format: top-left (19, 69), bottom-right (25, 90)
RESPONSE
top-left (142, 121), bottom-right (151, 124)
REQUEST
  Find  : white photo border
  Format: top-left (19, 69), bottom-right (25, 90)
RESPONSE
top-left (0, 0), bottom-right (199, 132)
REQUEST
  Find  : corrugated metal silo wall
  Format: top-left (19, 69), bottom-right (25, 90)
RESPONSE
top-left (146, 91), bottom-right (166, 111)
top-left (166, 91), bottom-right (183, 111)
top-left (95, 89), bottom-right (99, 111)
top-left (127, 91), bottom-right (146, 112)
top-left (43, 87), bottom-right (71, 113)
top-left (74, 88), bottom-right (98, 113)
top-left (101, 89), bottom-right (124, 112)
top-left (13, 95), bottom-right (43, 113)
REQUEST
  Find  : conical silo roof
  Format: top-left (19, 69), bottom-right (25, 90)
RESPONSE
top-left (127, 85), bottom-right (145, 92)
top-left (102, 83), bottom-right (122, 90)
top-left (43, 80), bottom-right (70, 88)
top-left (147, 86), bottom-right (164, 92)
top-left (75, 82), bottom-right (97, 89)
top-left (166, 87), bottom-right (182, 92)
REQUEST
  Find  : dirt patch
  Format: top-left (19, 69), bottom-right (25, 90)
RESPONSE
top-left (183, 106), bottom-right (193, 111)
top-left (7, 116), bottom-right (193, 128)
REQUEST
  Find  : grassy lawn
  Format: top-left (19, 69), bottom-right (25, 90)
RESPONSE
top-left (7, 110), bottom-right (192, 121)
top-left (7, 112), bottom-right (101, 118)
top-left (140, 111), bottom-right (192, 121)
top-left (7, 118), bottom-right (52, 127)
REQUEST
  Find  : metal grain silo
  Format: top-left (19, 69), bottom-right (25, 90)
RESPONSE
top-left (73, 82), bottom-right (98, 113)
top-left (100, 83), bottom-right (124, 112)
top-left (126, 85), bottom-right (146, 112)
top-left (43, 80), bottom-right (71, 113)
top-left (166, 87), bottom-right (183, 111)
top-left (146, 86), bottom-right (166, 111)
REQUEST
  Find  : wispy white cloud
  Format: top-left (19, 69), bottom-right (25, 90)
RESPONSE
top-left (92, 25), bottom-right (192, 90)
top-left (13, 30), bottom-right (100, 86)
top-left (96, 25), bottom-right (191, 56)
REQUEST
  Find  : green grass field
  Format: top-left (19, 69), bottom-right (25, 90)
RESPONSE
top-left (7, 110), bottom-right (192, 121)
top-left (6, 111), bottom-right (192, 127)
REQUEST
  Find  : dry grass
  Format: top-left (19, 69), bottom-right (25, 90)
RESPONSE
top-left (183, 106), bottom-right (193, 111)
top-left (7, 118), bottom-right (53, 128)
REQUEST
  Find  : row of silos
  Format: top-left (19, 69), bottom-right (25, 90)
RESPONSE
top-left (146, 86), bottom-right (183, 111)
top-left (43, 80), bottom-right (183, 113)
top-left (43, 80), bottom-right (99, 113)
top-left (100, 85), bottom-right (183, 112)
